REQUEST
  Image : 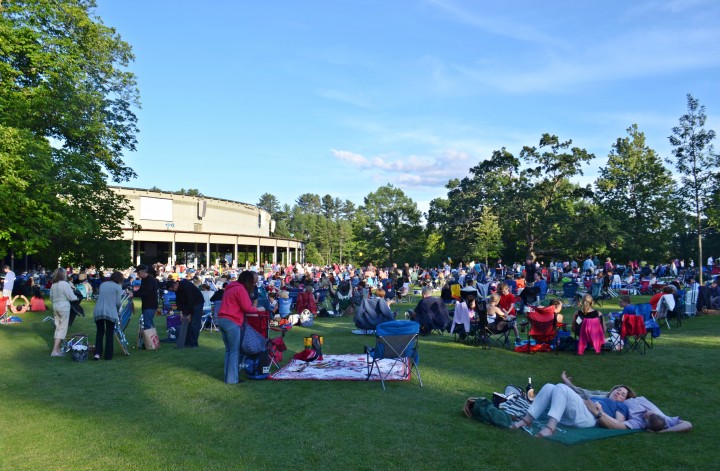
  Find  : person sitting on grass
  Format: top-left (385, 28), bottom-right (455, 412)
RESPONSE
top-left (30, 285), bottom-right (47, 311)
top-left (562, 371), bottom-right (692, 433)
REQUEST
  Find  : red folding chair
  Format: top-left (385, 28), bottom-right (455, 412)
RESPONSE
top-left (525, 306), bottom-right (562, 354)
top-left (620, 314), bottom-right (648, 354)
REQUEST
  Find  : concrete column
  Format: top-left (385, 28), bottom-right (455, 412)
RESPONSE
top-left (206, 238), bottom-right (210, 271)
top-left (233, 237), bottom-right (238, 269)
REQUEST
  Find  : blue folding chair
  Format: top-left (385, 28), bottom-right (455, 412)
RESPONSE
top-left (562, 282), bottom-right (578, 305)
top-left (278, 297), bottom-right (292, 317)
top-left (114, 294), bottom-right (133, 355)
top-left (365, 320), bottom-right (422, 390)
top-left (635, 303), bottom-right (658, 349)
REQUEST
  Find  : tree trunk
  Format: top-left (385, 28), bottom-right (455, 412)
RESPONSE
top-left (698, 213), bottom-right (703, 284)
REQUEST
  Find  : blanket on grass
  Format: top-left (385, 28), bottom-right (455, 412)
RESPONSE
top-left (522, 421), bottom-right (641, 445)
top-left (270, 354), bottom-right (410, 381)
top-left (469, 396), bottom-right (642, 445)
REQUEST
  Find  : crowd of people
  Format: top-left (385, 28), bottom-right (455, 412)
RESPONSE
top-left (0, 256), bottom-right (702, 439)
top-left (4, 254), bottom-right (719, 360)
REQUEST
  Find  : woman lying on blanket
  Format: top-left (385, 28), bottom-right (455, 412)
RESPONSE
top-left (510, 382), bottom-right (632, 437)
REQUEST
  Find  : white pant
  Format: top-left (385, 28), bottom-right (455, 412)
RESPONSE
top-left (527, 383), bottom-right (597, 428)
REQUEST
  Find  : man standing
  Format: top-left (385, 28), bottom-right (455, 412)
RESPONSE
top-left (168, 275), bottom-right (204, 348)
top-left (524, 257), bottom-right (537, 287)
top-left (135, 265), bottom-right (160, 330)
top-left (2, 265), bottom-right (15, 314)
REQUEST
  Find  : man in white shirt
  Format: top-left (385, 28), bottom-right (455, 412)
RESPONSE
top-left (3, 265), bottom-right (15, 298)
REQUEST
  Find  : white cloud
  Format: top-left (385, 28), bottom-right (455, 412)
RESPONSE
top-left (331, 148), bottom-right (475, 190)
top-left (331, 149), bottom-right (372, 167)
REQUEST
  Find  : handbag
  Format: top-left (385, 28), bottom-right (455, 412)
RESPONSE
top-left (240, 322), bottom-right (267, 355)
top-left (142, 327), bottom-right (161, 350)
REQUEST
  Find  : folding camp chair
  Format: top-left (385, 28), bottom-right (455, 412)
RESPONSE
top-left (396, 282), bottom-right (413, 304)
top-left (114, 294), bottom-right (133, 356)
top-left (162, 290), bottom-right (177, 315)
top-left (365, 320), bottom-right (422, 390)
top-left (525, 306), bottom-right (562, 354)
top-left (654, 296), bottom-right (673, 329)
top-left (485, 321), bottom-right (512, 349)
top-left (244, 311), bottom-right (286, 372)
top-left (200, 303), bottom-right (218, 332)
top-left (562, 282), bottom-right (578, 305)
top-left (590, 281), bottom-right (604, 307)
top-left (620, 314), bottom-right (647, 354)
top-left (633, 303), bottom-right (658, 349)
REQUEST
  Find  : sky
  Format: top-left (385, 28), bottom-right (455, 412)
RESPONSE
top-left (95, 0), bottom-right (720, 215)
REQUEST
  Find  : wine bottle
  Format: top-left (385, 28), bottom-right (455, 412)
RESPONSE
top-left (526, 377), bottom-right (535, 401)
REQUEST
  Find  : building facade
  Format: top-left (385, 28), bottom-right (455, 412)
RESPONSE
top-left (112, 187), bottom-right (303, 269)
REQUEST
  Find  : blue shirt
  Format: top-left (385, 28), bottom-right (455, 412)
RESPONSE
top-left (592, 396), bottom-right (629, 419)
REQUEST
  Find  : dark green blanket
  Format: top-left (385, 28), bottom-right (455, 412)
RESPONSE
top-left (522, 420), bottom-right (642, 445)
top-left (469, 397), bottom-right (642, 445)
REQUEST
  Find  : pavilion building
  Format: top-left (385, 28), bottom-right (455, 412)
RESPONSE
top-left (112, 187), bottom-right (303, 269)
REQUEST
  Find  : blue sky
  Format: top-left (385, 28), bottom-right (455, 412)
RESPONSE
top-left (96, 0), bottom-right (720, 214)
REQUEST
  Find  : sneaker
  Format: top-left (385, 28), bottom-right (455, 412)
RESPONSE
top-left (514, 338), bottom-right (523, 346)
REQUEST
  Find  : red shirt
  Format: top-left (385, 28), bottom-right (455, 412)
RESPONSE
top-left (218, 281), bottom-right (259, 326)
top-left (499, 293), bottom-right (516, 316)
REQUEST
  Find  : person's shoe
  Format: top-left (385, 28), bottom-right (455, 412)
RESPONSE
top-left (93, 354), bottom-right (101, 361)
top-left (50, 352), bottom-right (65, 357)
top-left (514, 338), bottom-right (523, 346)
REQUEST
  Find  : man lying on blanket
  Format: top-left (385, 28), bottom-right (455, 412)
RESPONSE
top-left (563, 371), bottom-right (692, 434)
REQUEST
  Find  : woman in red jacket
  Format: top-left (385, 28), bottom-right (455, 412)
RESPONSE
top-left (217, 271), bottom-right (265, 384)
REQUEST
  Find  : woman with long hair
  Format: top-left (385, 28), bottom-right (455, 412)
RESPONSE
top-left (217, 270), bottom-right (265, 384)
top-left (49, 268), bottom-right (78, 356)
top-left (572, 293), bottom-right (605, 354)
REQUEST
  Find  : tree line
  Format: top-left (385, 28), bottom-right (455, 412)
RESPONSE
top-left (262, 95), bottom-right (720, 280)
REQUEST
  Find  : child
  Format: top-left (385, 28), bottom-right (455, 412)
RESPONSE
top-left (267, 292), bottom-right (278, 314)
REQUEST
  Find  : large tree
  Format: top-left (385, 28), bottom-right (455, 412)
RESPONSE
top-left (668, 94), bottom-right (719, 282)
top-left (595, 124), bottom-right (675, 260)
top-left (257, 193), bottom-right (280, 219)
top-left (432, 134), bottom-right (594, 261)
top-left (355, 184), bottom-right (422, 265)
top-left (0, 0), bottom-right (140, 267)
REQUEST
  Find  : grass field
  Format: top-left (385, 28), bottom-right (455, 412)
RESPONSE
top-left (1, 295), bottom-right (718, 471)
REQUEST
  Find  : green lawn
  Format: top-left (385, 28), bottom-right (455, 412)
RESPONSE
top-left (1, 297), bottom-right (718, 471)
